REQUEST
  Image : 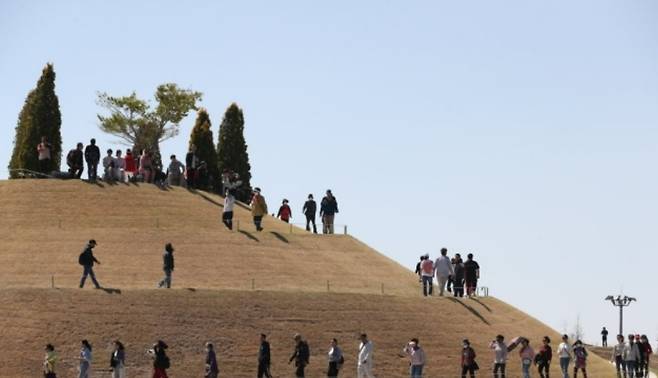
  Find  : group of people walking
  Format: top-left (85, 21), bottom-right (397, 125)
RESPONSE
top-left (222, 188), bottom-right (340, 234)
top-left (610, 333), bottom-right (653, 378)
top-left (415, 249), bottom-right (481, 298)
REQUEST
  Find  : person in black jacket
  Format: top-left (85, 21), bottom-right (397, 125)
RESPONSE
top-left (303, 194), bottom-right (318, 233)
top-left (289, 333), bottom-right (310, 377)
top-left (258, 334), bottom-right (272, 378)
top-left (158, 243), bottom-right (175, 288)
top-left (78, 239), bottom-right (101, 288)
top-left (185, 144), bottom-right (199, 189)
top-left (150, 340), bottom-right (169, 378)
top-left (320, 190), bottom-right (339, 234)
top-left (84, 139), bottom-right (101, 182)
top-left (67, 143), bottom-right (85, 179)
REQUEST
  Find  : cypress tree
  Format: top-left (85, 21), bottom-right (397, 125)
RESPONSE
top-left (217, 103), bottom-right (253, 202)
top-left (188, 108), bottom-right (219, 191)
top-left (8, 63), bottom-right (62, 177)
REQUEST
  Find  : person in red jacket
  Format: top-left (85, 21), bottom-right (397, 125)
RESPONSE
top-left (461, 339), bottom-right (478, 378)
top-left (124, 149), bottom-right (137, 182)
top-left (277, 199), bottom-right (292, 223)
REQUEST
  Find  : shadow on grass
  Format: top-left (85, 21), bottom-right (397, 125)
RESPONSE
top-left (270, 231), bottom-right (289, 244)
top-left (186, 288), bottom-right (197, 292)
top-left (239, 230), bottom-right (260, 242)
top-left (447, 297), bottom-right (490, 325)
top-left (195, 191), bottom-right (224, 208)
top-left (101, 287), bottom-right (122, 294)
top-left (470, 297), bottom-right (492, 312)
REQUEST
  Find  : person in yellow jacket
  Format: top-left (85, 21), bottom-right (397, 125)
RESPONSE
top-left (250, 187), bottom-right (268, 231)
top-left (44, 344), bottom-right (58, 378)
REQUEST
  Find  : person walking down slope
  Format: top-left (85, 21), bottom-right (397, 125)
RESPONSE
top-left (37, 136), bottom-right (53, 174)
top-left (536, 336), bottom-right (552, 378)
top-left (320, 190), bottom-right (339, 234)
top-left (572, 340), bottom-right (588, 378)
top-left (461, 339), bottom-right (478, 378)
top-left (84, 139), bottom-right (101, 182)
top-left (78, 240), bottom-right (101, 289)
top-left (277, 199), bottom-right (292, 223)
top-left (289, 333), bottom-right (310, 377)
top-left (250, 188), bottom-right (268, 232)
top-left (150, 340), bottom-right (170, 378)
top-left (258, 334), bottom-right (272, 378)
top-left (420, 254), bottom-right (434, 297)
top-left (463, 253), bottom-right (480, 297)
top-left (490, 335), bottom-right (509, 378)
top-left (303, 194), bottom-right (318, 233)
top-left (601, 327), bottom-right (609, 347)
top-left (434, 248), bottom-right (454, 296)
top-left (223, 189), bottom-right (236, 230)
top-left (158, 243), bottom-right (175, 288)
top-left (357, 333), bottom-right (374, 378)
top-left (611, 334), bottom-right (625, 378)
top-left (78, 340), bottom-right (93, 378)
top-left (327, 338), bottom-right (344, 378)
top-left (557, 334), bottom-right (572, 378)
top-left (205, 342), bottom-right (219, 378)
top-left (43, 344), bottom-right (58, 378)
top-left (110, 340), bottom-right (126, 378)
top-left (67, 143), bottom-right (85, 179)
top-left (402, 338), bottom-right (426, 378)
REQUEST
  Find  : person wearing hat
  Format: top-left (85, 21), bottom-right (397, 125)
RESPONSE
top-left (461, 339), bottom-right (478, 378)
top-left (320, 190), bottom-right (339, 234)
top-left (158, 243), bottom-right (175, 288)
top-left (289, 333), bottom-right (310, 377)
top-left (277, 199), bottom-right (292, 223)
top-left (205, 342), bottom-right (219, 378)
top-left (78, 240), bottom-right (101, 289)
top-left (357, 333), bottom-right (374, 378)
top-left (250, 188), bottom-right (268, 232)
top-left (303, 194), bottom-right (318, 233)
top-left (402, 338), bottom-right (426, 378)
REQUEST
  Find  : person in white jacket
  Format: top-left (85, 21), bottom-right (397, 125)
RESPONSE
top-left (610, 334), bottom-right (625, 378)
top-left (434, 248), bottom-right (454, 296)
top-left (357, 333), bottom-right (374, 378)
top-left (557, 334), bottom-right (572, 378)
top-left (402, 338), bottom-right (426, 378)
top-left (623, 334), bottom-right (641, 378)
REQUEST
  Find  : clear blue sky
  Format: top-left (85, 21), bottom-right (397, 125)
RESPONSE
top-left (1, 0), bottom-right (657, 344)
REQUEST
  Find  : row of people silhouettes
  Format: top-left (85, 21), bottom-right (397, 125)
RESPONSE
top-left (416, 250), bottom-right (480, 297)
top-left (610, 333), bottom-right (653, 378)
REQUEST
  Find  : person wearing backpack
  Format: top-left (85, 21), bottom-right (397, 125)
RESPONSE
top-left (151, 340), bottom-right (170, 378)
top-left (158, 243), bottom-right (175, 289)
top-left (327, 338), bottom-right (344, 378)
top-left (67, 143), bottom-right (85, 179)
top-left (78, 240), bottom-right (101, 289)
top-left (289, 333), bottom-right (310, 377)
top-left (84, 139), bottom-right (101, 182)
top-left (420, 254), bottom-right (434, 296)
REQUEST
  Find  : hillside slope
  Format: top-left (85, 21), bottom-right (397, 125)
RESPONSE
top-left (0, 180), bottom-right (616, 377)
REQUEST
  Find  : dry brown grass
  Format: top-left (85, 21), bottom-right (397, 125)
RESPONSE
top-left (0, 180), bottom-right (616, 377)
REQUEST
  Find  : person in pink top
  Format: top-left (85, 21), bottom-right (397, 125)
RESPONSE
top-left (517, 338), bottom-right (535, 378)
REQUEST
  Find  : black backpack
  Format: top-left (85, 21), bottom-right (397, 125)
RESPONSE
top-left (78, 251), bottom-right (87, 265)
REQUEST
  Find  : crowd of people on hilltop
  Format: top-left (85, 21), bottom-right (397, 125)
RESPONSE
top-left (36, 136), bottom-right (214, 189)
top-left (414, 248), bottom-right (481, 298)
top-left (43, 330), bottom-right (649, 378)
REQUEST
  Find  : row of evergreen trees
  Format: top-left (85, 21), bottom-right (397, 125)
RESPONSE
top-left (8, 63), bottom-right (254, 201)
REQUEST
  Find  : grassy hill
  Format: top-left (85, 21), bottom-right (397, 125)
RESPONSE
top-left (0, 180), bottom-right (616, 377)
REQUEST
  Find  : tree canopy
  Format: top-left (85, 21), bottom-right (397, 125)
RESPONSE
top-left (97, 83), bottom-right (202, 167)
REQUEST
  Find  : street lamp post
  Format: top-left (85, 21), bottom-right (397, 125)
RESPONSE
top-left (605, 295), bottom-right (636, 335)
